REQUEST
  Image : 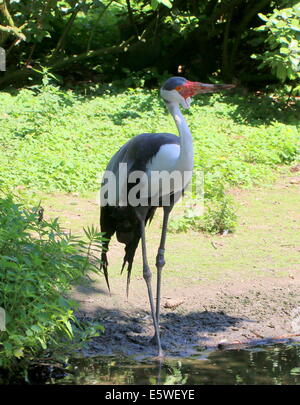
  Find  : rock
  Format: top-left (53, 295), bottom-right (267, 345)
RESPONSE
top-left (164, 299), bottom-right (185, 309)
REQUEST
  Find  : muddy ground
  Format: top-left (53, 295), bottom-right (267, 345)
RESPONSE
top-left (74, 275), bottom-right (300, 358)
top-left (42, 171), bottom-right (300, 358)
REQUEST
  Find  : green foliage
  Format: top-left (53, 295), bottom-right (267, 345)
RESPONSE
top-left (201, 194), bottom-right (237, 235)
top-left (0, 195), bottom-right (104, 370)
top-left (0, 83), bottom-right (299, 234)
top-left (252, 4), bottom-right (300, 92)
top-left (151, 0), bottom-right (173, 10)
top-left (168, 207), bottom-right (202, 234)
top-left (1, 0), bottom-right (299, 89)
top-left (162, 361), bottom-right (188, 385)
top-left (169, 193), bottom-right (237, 235)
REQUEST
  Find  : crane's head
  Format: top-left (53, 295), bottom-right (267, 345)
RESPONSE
top-left (160, 76), bottom-right (235, 109)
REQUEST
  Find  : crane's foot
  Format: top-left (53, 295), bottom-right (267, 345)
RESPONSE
top-left (149, 334), bottom-right (165, 356)
top-left (149, 334), bottom-right (158, 346)
top-left (150, 342), bottom-right (164, 360)
top-left (153, 349), bottom-right (164, 360)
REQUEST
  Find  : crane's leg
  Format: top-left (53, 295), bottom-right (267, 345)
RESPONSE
top-left (136, 207), bottom-right (164, 357)
top-left (150, 205), bottom-right (173, 345)
top-left (155, 205), bottom-right (173, 324)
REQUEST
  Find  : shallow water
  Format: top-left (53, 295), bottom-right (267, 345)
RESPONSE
top-left (46, 342), bottom-right (300, 385)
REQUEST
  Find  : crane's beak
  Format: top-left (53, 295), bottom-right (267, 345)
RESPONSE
top-left (178, 81), bottom-right (235, 98)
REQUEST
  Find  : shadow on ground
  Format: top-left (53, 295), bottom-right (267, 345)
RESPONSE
top-left (76, 304), bottom-right (250, 358)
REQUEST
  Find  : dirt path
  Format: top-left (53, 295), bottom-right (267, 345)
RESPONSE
top-left (42, 172), bottom-right (300, 357)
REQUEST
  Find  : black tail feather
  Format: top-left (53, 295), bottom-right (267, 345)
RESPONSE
top-left (122, 232), bottom-right (141, 296)
top-left (100, 252), bottom-right (111, 293)
top-left (100, 205), bottom-right (156, 294)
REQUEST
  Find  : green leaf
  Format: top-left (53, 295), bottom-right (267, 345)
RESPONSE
top-left (276, 64), bottom-right (287, 81)
top-left (13, 348), bottom-right (24, 358)
top-left (151, 0), bottom-right (158, 10)
top-left (151, 0), bottom-right (173, 8)
top-left (258, 13), bottom-right (268, 22)
top-left (160, 0), bottom-right (173, 8)
top-left (25, 329), bottom-right (33, 336)
top-left (280, 47), bottom-right (289, 55)
top-left (290, 367), bottom-right (300, 375)
top-left (36, 337), bottom-right (47, 349)
top-left (30, 325), bottom-right (41, 333)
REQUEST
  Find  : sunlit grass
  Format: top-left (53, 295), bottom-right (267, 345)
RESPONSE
top-left (0, 85), bottom-right (298, 194)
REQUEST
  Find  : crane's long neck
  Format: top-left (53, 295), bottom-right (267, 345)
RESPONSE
top-left (167, 102), bottom-right (194, 171)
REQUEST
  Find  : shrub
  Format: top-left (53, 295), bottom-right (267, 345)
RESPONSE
top-left (201, 194), bottom-right (237, 235)
top-left (169, 193), bottom-right (237, 235)
top-left (252, 4), bottom-right (300, 94)
top-left (0, 195), bottom-right (104, 370)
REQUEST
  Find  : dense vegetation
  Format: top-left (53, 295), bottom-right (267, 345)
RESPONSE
top-left (0, 0), bottom-right (299, 93)
top-left (0, 193), bottom-right (103, 372)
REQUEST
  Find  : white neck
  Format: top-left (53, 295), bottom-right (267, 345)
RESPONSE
top-left (167, 102), bottom-right (194, 171)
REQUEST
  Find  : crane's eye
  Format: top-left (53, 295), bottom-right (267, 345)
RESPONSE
top-left (176, 84), bottom-right (190, 99)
